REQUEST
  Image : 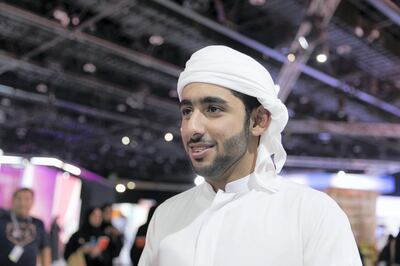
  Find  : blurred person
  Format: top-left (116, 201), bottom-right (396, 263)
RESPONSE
top-left (50, 216), bottom-right (61, 262)
top-left (377, 234), bottom-right (395, 266)
top-left (64, 207), bottom-right (117, 266)
top-left (138, 46), bottom-right (362, 266)
top-left (130, 206), bottom-right (157, 266)
top-left (100, 203), bottom-right (123, 262)
top-left (0, 187), bottom-right (51, 266)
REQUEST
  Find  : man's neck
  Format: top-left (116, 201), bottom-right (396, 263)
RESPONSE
top-left (12, 210), bottom-right (29, 219)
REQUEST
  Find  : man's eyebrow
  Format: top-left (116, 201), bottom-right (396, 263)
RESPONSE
top-left (201, 96), bottom-right (227, 105)
top-left (179, 99), bottom-right (192, 108)
top-left (179, 97), bottom-right (227, 108)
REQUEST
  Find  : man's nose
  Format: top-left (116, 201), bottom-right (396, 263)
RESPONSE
top-left (186, 110), bottom-right (206, 137)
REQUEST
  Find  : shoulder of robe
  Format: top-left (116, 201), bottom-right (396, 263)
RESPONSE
top-left (279, 179), bottom-right (346, 219)
top-left (155, 185), bottom-right (203, 216)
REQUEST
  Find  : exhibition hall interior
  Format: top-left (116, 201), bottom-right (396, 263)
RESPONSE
top-left (0, 0), bottom-right (399, 265)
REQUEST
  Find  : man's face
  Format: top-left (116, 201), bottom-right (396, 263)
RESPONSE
top-left (180, 83), bottom-right (252, 182)
top-left (12, 191), bottom-right (34, 217)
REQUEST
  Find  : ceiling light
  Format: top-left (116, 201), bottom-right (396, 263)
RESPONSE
top-left (318, 132), bottom-right (331, 142)
top-left (316, 53), bottom-right (327, 63)
top-left (298, 36), bottom-right (309, 49)
top-left (249, 0), bottom-right (266, 6)
top-left (336, 45), bottom-right (352, 55)
top-left (117, 104), bottom-right (127, 112)
top-left (149, 35), bottom-right (164, 46)
top-left (127, 181), bottom-right (136, 190)
top-left (367, 29), bottom-right (380, 42)
top-left (83, 63), bottom-right (96, 73)
top-left (194, 176), bottom-right (205, 186)
top-left (354, 26), bottom-right (364, 37)
top-left (71, 15), bottom-right (80, 26)
top-left (164, 133), bottom-right (173, 142)
top-left (36, 83), bottom-right (48, 93)
top-left (122, 136), bottom-right (130, 145)
top-left (287, 53), bottom-right (296, 62)
top-left (53, 8), bottom-right (70, 27)
top-left (115, 184), bottom-right (126, 193)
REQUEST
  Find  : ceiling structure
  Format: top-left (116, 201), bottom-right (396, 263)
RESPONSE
top-left (0, 0), bottom-right (399, 187)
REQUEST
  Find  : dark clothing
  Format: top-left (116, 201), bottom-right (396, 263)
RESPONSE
top-left (101, 221), bottom-right (123, 261)
top-left (378, 235), bottom-right (400, 266)
top-left (0, 209), bottom-right (49, 266)
top-left (64, 208), bottom-right (119, 266)
top-left (64, 229), bottom-right (113, 266)
top-left (130, 224), bottom-right (147, 266)
top-left (50, 219), bottom-right (60, 261)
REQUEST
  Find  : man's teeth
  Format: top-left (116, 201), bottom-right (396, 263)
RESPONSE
top-left (192, 146), bottom-right (210, 152)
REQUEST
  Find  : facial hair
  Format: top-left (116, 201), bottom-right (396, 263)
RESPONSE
top-left (190, 120), bottom-right (250, 181)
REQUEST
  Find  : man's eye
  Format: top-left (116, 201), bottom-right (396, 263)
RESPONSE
top-left (207, 106), bottom-right (222, 113)
top-left (181, 108), bottom-right (191, 116)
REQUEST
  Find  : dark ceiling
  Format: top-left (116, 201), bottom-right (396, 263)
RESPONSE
top-left (0, 0), bottom-right (399, 185)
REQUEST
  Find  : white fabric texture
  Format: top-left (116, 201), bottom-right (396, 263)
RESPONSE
top-left (138, 176), bottom-right (362, 266)
top-left (177, 45), bottom-right (289, 178)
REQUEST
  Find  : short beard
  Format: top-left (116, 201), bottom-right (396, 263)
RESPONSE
top-left (191, 118), bottom-right (250, 181)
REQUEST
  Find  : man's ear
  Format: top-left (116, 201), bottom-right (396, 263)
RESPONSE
top-left (251, 106), bottom-right (271, 137)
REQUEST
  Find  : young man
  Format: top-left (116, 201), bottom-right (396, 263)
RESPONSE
top-left (139, 45), bottom-right (362, 266)
top-left (0, 188), bottom-right (51, 266)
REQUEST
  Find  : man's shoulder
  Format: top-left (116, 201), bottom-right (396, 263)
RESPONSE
top-left (280, 178), bottom-right (347, 219)
top-left (280, 178), bottom-right (329, 197)
top-left (155, 184), bottom-right (203, 215)
top-left (161, 184), bottom-right (201, 207)
top-left (30, 216), bottom-right (46, 228)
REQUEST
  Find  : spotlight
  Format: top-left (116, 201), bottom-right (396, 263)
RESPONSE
top-left (164, 133), bottom-right (173, 142)
top-left (36, 83), bottom-right (48, 93)
top-left (249, 0), bottom-right (266, 6)
top-left (298, 36), bottom-right (309, 49)
top-left (149, 35), bottom-right (164, 46)
top-left (115, 184), bottom-right (126, 193)
top-left (83, 63), bottom-right (96, 73)
top-left (354, 26), bottom-right (364, 37)
top-left (122, 136), bottom-right (130, 145)
top-left (287, 53), bottom-right (296, 62)
top-left (127, 181), bottom-right (136, 190)
top-left (316, 53), bottom-right (327, 63)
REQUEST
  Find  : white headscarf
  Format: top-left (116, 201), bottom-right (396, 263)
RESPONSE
top-left (177, 45), bottom-right (289, 192)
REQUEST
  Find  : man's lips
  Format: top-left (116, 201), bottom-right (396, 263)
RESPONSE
top-left (188, 143), bottom-right (215, 159)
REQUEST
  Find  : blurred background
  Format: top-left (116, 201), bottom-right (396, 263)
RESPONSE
top-left (0, 0), bottom-right (399, 265)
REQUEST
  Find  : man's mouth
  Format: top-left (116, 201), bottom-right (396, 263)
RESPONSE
top-left (188, 143), bottom-right (215, 159)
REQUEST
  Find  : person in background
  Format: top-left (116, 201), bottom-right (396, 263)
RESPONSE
top-left (50, 216), bottom-right (61, 262)
top-left (138, 45), bottom-right (362, 266)
top-left (0, 187), bottom-right (51, 266)
top-left (101, 203), bottom-right (123, 262)
top-left (130, 205), bottom-right (157, 266)
top-left (64, 207), bottom-right (115, 266)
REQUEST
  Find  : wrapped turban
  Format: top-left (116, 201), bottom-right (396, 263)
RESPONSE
top-left (177, 45), bottom-right (289, 191)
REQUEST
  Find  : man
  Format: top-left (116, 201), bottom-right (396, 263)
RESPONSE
top-left (0, 188), bottom-right (51, 266)
top-left (139, 45), bottom-right (362, 266)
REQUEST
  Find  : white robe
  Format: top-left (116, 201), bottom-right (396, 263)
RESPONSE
top-left (138, 175), bottom-right (362, 266)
